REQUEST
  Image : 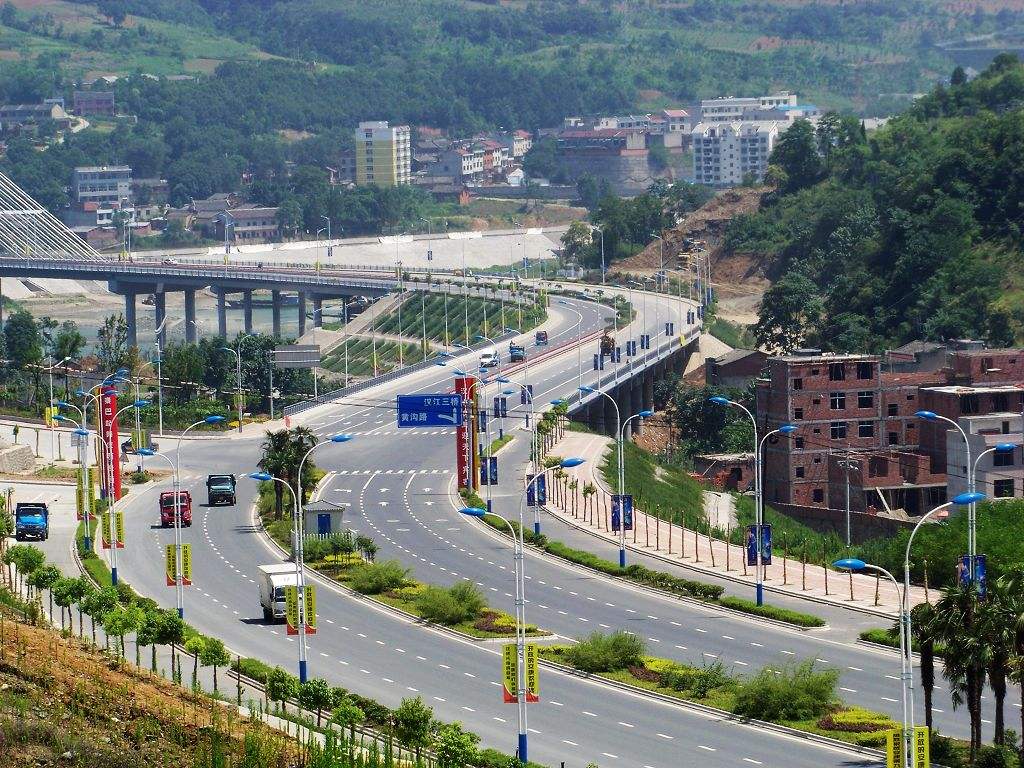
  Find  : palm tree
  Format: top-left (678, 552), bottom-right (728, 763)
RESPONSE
top-left (996, 572), bottom-right (1024, 764)
top-left (979, 582), bottom-right (1013, 746)
top-left (909, 602), bottom-right (938, 732)
top-left (933, 582), bottom-right (987, 759)
top-left (259, 429), bottom-right (292, 519)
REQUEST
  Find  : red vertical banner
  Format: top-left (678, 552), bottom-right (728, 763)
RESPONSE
top-left (455, 376), bottom-right (475, 489)
top-left (100, 386), bottom-right (122, 501)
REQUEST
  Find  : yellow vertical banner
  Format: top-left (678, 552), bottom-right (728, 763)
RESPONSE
top-left (115, 510), bottom-right (125, 549)
top-left (165, 545), bottom-right (176, 585)
top-left (885, 729), bottom-right (904, 768)
top-left (100, 511), bottom-right (112, 549)
top-left (502, 643), bottom-right (517, 703)
top-left (525, 642), bottom-right (539, 702)
top-left (304, 585), bottom-right (317, 634)
top-left (284, 585), bottom-right (299, 636)
top-left (165, 544), bottom-right (192, 585)
top-left (914, 726), bottom-right (929, 768)
top-left (181, 544), bottom-right (192, 585)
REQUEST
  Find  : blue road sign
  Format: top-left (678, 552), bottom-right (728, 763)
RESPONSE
top-left (397, 394), bottom-right (463, 428)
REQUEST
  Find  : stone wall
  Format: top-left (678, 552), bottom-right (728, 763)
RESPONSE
top-left (0, 441), bottom-right (35, 473)
top-left (773, 501), bottom-right (915, 543)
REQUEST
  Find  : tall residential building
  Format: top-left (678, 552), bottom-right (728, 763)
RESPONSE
top-left (73, 165), bottom-right (132, 205)
top-left (691, 121), bottom-right (779, 186)
top-left (354, 121), bottom-right (411, 187)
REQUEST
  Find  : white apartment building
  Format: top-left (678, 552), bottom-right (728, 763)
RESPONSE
top-left (700, 91), bottom-right (799, 122)
top-left (691, 121), bottom-right (780, 186)
top-left (354, 121), bottom-right (411, 187)
top-left (73, 165), bottom-right (132, 205)
top-left (946, 412), bottom-right (1024, 500)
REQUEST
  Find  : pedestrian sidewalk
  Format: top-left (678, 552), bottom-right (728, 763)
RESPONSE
top-left (545, 430), bottom-right (928, 615)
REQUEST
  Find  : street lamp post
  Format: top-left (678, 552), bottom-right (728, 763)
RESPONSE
top-left (834, 558), bottom-right (912, 768)
top-left (709, 395), bottom-right (795, 606)
top-left (248, 434), bottom-right (352, 682)
top-left (835, 492), bottom-right (984, 768)
top-left (54, 412), bottom-right (93, 548)
top-left (221, 335), bottom-right (259, 434)
top-left (41, 356), bottom-right (71, 463)
top-left (106, 398), bottom-right (150, 585)
top-left (458, 456), bottom-right (584, 765)
top-left (915, 411), bottom-right (976, 561)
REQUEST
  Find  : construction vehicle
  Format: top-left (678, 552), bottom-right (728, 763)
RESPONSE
top-left (508, 343), bottom-right (526, 362)
top-left (599, 332), bottom-right (615, 357)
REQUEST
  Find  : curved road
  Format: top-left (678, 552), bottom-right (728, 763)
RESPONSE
top-left (108, 286), bottom-right (895, 767)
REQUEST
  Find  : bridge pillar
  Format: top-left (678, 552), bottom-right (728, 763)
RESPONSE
top-left (217, 290), bottom-right (227, 338)
top-left (630, 384), bottom-right (643, 435)
top-left (615, 386), bottom-right (632, 432)
top-left (154, 292), bottom-right (167, 349)
top-left (243, 290), bottom-right (254, 334)
top-left (588, 399), bottom-right (605, 434)
top-left (604, 394), bottom-right (618, 438)
top-left (271, 290), bottom-right (282, 338)
top-left (673, 349), bottom-right (686, 376)
top-left (297, 292), bottom-right (307, 336)
top-left (184, 290), bottom-right (197, 344)
top-left (124, 293), bottom-right (137, 349)
top-left (312, 296), bottom-right (323, 328)
top-left (642, 369), bottom-right (654, 413)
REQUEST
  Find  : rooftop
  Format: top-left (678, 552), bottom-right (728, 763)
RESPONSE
top-left (712, 348), bottom-right (764, 366)
top-left (923, 384), bottom-right (1024, 395)
top-left (772, 351), bottom-right (877, 364)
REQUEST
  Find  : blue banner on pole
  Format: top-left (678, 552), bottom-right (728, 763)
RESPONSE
top-left (611, 495), bottom-right (634, 532)
top-left (746, 524), bottom-right (772, 566)
top-left (489, 456), bottom-right (498, 485)
top-left (478, 410), bottom-right (487, 432)
top-left (526, 474), bottom-right (547, 507)
top-left (958, 554), bottom-right (988, 598)
top-left (520, 384), bottom-right (533, 405)
top-left (397, 394), bottom-right (463, 428)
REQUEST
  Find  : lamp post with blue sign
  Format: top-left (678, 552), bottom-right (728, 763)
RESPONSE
top-left (709, 396), bottom-right (795, 606)
top-left (834, 491), bottom-right (983, 768)
top-left (458, 456), bottom-right (584, 765)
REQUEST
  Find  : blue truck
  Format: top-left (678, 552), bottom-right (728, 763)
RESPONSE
top-left (15, 502), bottom-right (49, 541)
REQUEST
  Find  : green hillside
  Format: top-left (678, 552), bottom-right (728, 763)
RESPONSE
top-left (725, 55), bottom-right (1024, 351)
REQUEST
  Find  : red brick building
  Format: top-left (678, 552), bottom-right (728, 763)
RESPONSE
top-left (755, 348), bottom-right (1024, 517)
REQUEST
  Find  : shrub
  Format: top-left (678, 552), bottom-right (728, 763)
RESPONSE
top-left (732, 660), bottom-right (839, 722)
top-left (660, 659), bottom-right (732, 698)
top-left (718, 596), bottom-right (824, 627)
top-left (416, 585), bottom-right (472, 625)
top-left (349, 560), bottom-right (410, 595)
top-left (976, 745), bottom-right (1017, 768)
top-left (565, 631), bottom-right (646, 673)
top-left (449, 579), bottom-right (486, 616)
top-left (817, 708), bottom-right (895, 733)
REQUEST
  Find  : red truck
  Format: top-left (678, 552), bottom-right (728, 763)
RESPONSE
top-left (160, 490), bottom-right (192, 527)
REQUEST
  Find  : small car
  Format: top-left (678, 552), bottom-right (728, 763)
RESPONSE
top-left (479, 350), bottom-right (499, 368)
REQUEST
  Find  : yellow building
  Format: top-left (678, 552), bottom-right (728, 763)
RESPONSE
top-left (354, 121), bottom-right (411, 187)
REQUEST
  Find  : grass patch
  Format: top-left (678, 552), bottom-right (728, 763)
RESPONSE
top-left (602, 440), bottom-right (706, 530)
top-left (487, 433), bottom-right (513, 455)
top-left (707, 317), bottom-right (756, 348)
top-left (320, 337), bottom-right (432, 378)
top-left (718, 596), bottom-right (825, 628)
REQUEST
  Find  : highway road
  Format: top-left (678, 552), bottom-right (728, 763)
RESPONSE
top-left (106, 285), bottom-right (898, 767)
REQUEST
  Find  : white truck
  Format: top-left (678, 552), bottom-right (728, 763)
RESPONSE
top-left (257, 564), bottom-right (299, 623)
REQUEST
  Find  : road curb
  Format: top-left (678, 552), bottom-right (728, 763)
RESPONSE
top-left (540, 657), bottom-right (886, 759)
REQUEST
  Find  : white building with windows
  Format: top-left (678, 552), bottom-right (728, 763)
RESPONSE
top-left (700, 91), bottom-right (799, 122)
top-left (691, 121), bottom-right (779, 187)
top-left (73, 165), bottom-right (132, 205)
top-left (946, 412), bottom-right (1024, 501)
top-left (354, 120), bottom-right (411, 187)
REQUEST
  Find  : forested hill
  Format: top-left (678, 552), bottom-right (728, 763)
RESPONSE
top-left (16, 0), bottom-right (1024, 123)
top-left (724, 55), bottom-right (1024, 354)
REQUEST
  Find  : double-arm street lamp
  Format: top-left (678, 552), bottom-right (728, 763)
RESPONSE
top-left (221, 334), bottom-right (260, 433)
top-left (709, 395), bottom-right (796, 605)
top-left (833, 490), bottom-right (982, 768)
top-left (248, 433), bottom-right (354, 682)
top-left (458, 456), bottom-right (584, 765)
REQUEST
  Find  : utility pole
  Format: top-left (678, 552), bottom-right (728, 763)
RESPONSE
top-left (838, 454), bottom-right (861, 547)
